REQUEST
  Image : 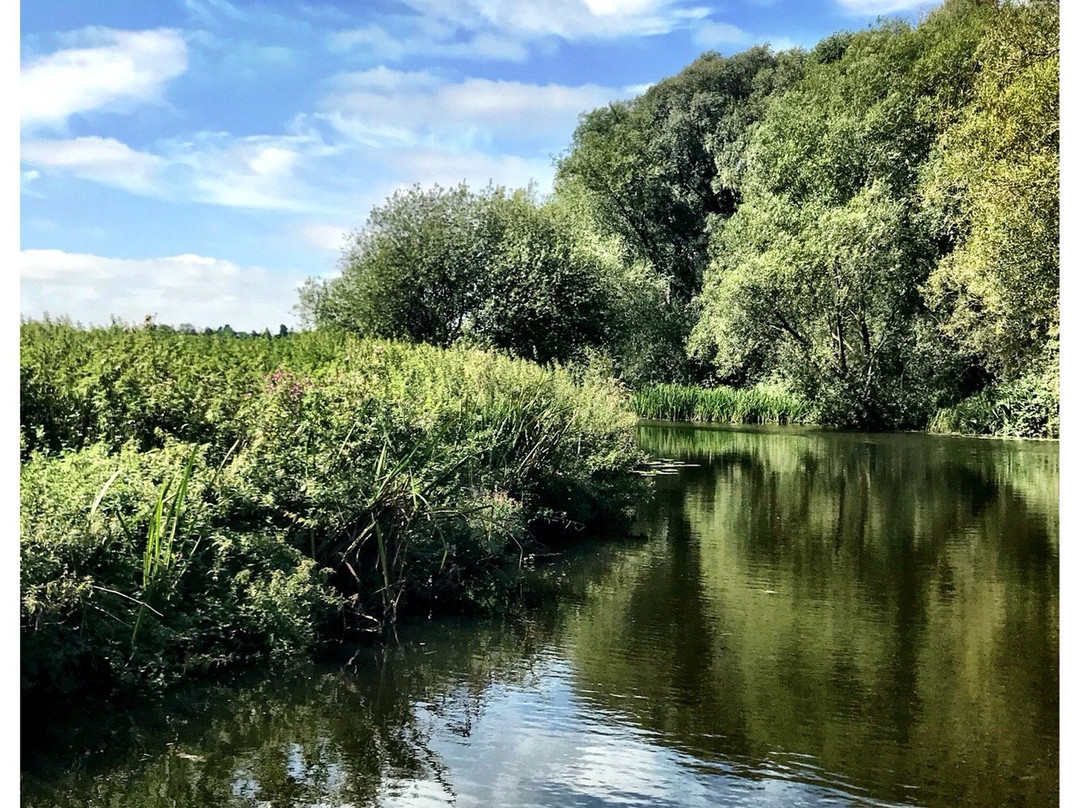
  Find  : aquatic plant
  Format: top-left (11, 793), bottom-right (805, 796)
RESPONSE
top-left (632, 383), bottom-right (812, 425)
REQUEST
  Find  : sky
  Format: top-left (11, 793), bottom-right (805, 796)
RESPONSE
top-left (19, 0), bottom-right (941, 331)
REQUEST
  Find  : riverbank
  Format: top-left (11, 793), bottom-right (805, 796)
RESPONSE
top-left (631, 377), bottom-right (1058, 440)
top-left (631, 383), bottom-right (812, 426)
top-left (20, 322), bottom-right (644, 700)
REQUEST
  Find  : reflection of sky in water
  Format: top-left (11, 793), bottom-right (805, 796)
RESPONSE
top-left (374, 657), bottom-right (911, 808)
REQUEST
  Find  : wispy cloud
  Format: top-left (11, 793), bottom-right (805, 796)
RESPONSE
top-left (21, 28), bottom-right (188, 130)
top-left (692, 20), bottom-right (752, 48)
top-left (21, 61), bottom-right (626, 222)
top-left (22, 137), bottom-right (167, 194)
top-left (317, 68), bottom-right (623, 151)
top-left (22, 131), bottom-right (340, 213)
top-left (391, 0), bottom-right (711, 40)
top-left (165, 132), bottom-right (330, 211)
top-left (22, 249), bottom-right (309, 330)
top-left (327, 18), bottom-right (529, 63)
top-left (835, 0), bottom-right (931, 14)
top-left (324, 0), bottom-right (711, 64)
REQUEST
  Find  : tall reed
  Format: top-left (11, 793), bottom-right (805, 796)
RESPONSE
top-left (632, 383), bottom-right (812, 425)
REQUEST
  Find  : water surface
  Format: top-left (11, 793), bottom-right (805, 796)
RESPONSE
top-left (23, 424), bottom-right (1058, 807)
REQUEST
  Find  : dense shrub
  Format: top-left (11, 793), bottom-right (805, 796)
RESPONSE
top-left (928, 361), bottom-right (1059, 439)
top-left (19, 320), bottom-right (350, 457)
top-left (20, 442), bottom-right (336, 698)
top-left (20, 323), bottom-right (643, 698)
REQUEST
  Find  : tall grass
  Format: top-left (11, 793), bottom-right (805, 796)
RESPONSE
top-left (632, 383), bottom-right (812, 425)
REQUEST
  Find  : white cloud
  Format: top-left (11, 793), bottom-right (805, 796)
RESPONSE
top-left (21, 132), bottom-right (339, 212)
top-left (583, 0), bottom-right (659, 15)
top-left (327, 65), bottom-right (442, 93)
top-left (22, 137), bottom-right (166, 194)
top-left (327, 20), bottom-right (529, 62)
top-left (392, 0), bottom-right (711, 40)
top-left (324, 0), bottom-right (711, 63)
top-left (295, 222), bottom-right (351, 252)
top-left (835, 0), bottom-right (932, 13)
top-left (692, 21), bottom-right (752, 48)
top-left (21, 28), bottom-right (188, 130)
top-left (20, 66), bottom-right (612, 221)
top-left (21, 249), bottom-right (307, 330)
top-left (318, 69), bottom-right (622, 149)
top-left (168, 133), bottom-right (318, 211)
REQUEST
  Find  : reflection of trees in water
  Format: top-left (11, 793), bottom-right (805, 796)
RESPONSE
top-left (21, 613), bottom-right (565, 808)
top-left (566, 425), bottom-right (1058, 808)
top-left (21, 530), bottom-right (641, 808)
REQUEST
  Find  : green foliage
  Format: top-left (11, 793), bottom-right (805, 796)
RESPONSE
top-left (224, 340), bottom-right (641, 619)
top-left (694, 183), bottom-right (946, 427)
top-left (553, 47), bottom-right (805, 385)
top-left (632, 383), bottom-right (811, 424)
top-left (921, 0), bottom-right (1059, 381)
top-left (288, 3), bottom-right (1056, 422)
top-left (19, 318), bottom-right (350, 457)
top-left (20, 323), bottom-right (643, 698)
top-left (555, 46), bottom-right (799, 302)
top-left (690, 0), bottom-right (1055, 431)
top-left (20, 442), bottom-right (336, 698)
top-left (298, 184), bottom-right (617, 365)
top-left (928, 347), bottom-right (1059, 438)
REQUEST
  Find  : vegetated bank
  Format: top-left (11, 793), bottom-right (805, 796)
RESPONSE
top-left (20, 321), bottom-right (644, 702)
top-left (629, 374), bottom-right (1059, 439)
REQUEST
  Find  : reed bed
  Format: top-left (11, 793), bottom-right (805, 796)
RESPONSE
top-left (632, 383), bottom-right (812, 425)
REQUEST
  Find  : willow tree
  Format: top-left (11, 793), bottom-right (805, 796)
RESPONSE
top-left (554, 46), bottom-right (805, 382)
top-left (693, 3), bottom-right (997, 427)
top-left (921, 0), bottom-right (1059, 382)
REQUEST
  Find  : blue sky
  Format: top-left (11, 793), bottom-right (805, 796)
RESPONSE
top-left (20, 0), bottom-right (938, 331)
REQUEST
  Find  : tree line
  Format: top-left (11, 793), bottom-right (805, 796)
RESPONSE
top-left (298, 0), bottom-right (1058, 433)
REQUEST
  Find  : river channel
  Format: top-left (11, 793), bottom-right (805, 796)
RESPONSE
top-left (22, 423), bottom-right (1059, 807)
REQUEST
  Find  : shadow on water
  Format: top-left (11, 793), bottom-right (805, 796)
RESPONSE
top-left (22, 424), bottom-right (1058, 808)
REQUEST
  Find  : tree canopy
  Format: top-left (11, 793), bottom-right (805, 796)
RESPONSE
top-left (298, 184), bottom-right (617, 365)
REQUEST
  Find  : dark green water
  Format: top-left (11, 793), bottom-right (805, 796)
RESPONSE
top-left (22, 424), bottom-right (1058, 807)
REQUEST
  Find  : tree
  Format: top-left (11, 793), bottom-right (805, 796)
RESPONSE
top-left (921, 0), bottom-right (1059, 381)
top-left (692, 5), bottom-right (998, 426)
top-left (298, 184), bottom-right (617, 365)
top-left (555, 46), bottom-right (801, 304)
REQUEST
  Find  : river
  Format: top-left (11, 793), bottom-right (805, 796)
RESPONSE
top-left (22, 423), bottom-right (1059, 807)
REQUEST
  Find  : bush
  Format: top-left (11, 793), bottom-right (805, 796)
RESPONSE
top-left (928, 363), bottom-right (1059, 439)
top-left (20, 442), bottom-right (336, 698)
top-left (223, 341), bottom-right (642, 622)
top-left (20, 323), bottom-right (644, 697)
